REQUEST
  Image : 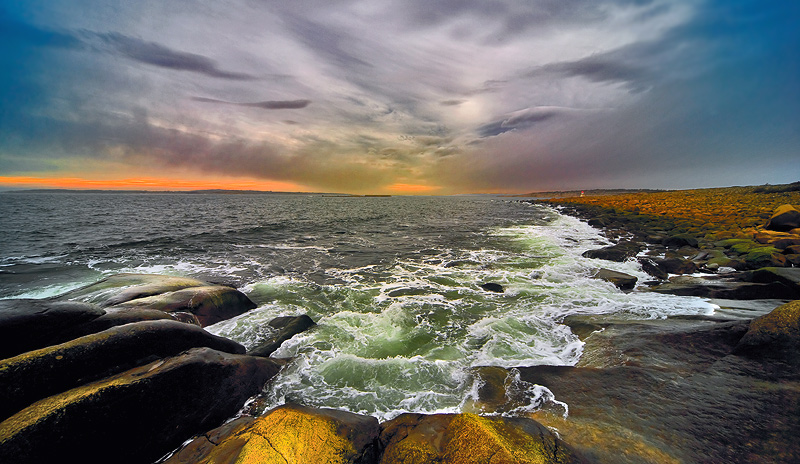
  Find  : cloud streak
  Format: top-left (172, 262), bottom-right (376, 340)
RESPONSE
top-left (94, 32), bottom-right (256, 80)
top-left (192, 97), bottom-right (311, 110)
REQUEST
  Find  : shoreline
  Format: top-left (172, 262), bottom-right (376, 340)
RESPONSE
top-left (1, 186), bottom-right (799, 462)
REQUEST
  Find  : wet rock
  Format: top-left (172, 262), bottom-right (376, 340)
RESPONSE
top-left (650, 275), bottom-right (799, 300)
top-left (248, 314), bottom-right (316, 357)
top-left (653, 257), bottom-right (698, 275)
top-left (510, 317), bottom-right (800, 464)
top-left (582, 240), bottom-right (642, 262)
top-left (379, 413), bottom-right (586, 464)
top-left (108, 285), bottom-right (256, 326)
top-left (0, 320), bottom-right (245, 421)
top-left (638, 257), bottom-right (669, 280)
top-left (479, 282), bottom-right (505, 293)
top-left (735, 300), bottom-right (800, 360)
top-left (0, 348), bottom-right (281, 464)
top-left (57, 273), bottom-right (211, 306)
top-left (754, 231), bottom-right (800, 250)
top-left (662, 233), bottom-right (699, 248)
top-left (743, 267), bottom-right (800, 289)
top-left (52, 307), bottom-right (185, 343)
top-left (165, 403), bottom-right (380, 464)
top-left (587, 217), bottom-right (606, 228)
top-left (765, 204), bottom-right (800, 232)
top-left (594, 269), bottom-right (637, 290)
top-left (0, 299), bottom-right (105, 359)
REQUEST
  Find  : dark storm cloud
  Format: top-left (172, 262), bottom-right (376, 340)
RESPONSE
top-left (193, 97), bottom-right (311, 110)
top-left (95, 32), bottom-right (255, 80)
top-left (477, 107), bottom-right (571, 138)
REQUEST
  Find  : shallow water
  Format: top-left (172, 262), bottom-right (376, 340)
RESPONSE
top-left (0, 192), bottom-right (717, 420)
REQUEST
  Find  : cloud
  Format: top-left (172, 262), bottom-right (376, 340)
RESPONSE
top-left (476, 107), bottom-right (585, 138)
top-left (193, 97), bottom-right (311, 110)
top-left (94, 32), bottom-right (255, 80)
top-left (440, 100), bottom-right (465, 106)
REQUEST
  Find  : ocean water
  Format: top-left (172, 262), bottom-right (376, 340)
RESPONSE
top-left (0, 192), bottom-right (716, 420)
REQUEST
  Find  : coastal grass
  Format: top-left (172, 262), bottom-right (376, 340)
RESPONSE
top-left (539, 184), bottom-right (800, 241)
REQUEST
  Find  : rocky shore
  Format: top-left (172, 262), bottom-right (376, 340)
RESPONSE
top-left (2, 184), bottom-right (800, 463)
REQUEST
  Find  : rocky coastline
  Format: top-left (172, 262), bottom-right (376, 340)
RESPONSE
top-left (2, 185), bottom-right (800, 463)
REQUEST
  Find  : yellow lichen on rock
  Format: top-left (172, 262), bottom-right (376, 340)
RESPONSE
top-left (379, 413), bottom-right (584, 464)
top-left (166, 403), bottom-right (380, 464)
top-left (736, 300), bottom-right (800, 354)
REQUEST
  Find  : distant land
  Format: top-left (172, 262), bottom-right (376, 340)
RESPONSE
top-left (511, 188), bottom-right (668, 198)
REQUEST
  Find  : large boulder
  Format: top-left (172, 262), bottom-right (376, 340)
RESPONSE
top-left (248, 315), bottom-right (316, 358)
top-left (379, 413), bottom-right (585, 464)
top-left (164, 403), bottom-right (380, 464)
top-left (0, 320), bottom-right (245, 421)
top-left (0, 347), bottom-right (281, 464)
top-left (662, 233), bottom-right (699, 248)
top-left (734, 300), bottom-right (800, 359)
top-left (52, 307), bottom-right (188, 344)
top-left (0, 299), bottom-right (105, 359)
top-left (765, 204), bottom-right (800, 232)
top-left (57, 273), bottom-right (211, 305)
top-left (109, 285), bottom-right (256, 326)
top-left (593, 269), bottom-right (637, 290)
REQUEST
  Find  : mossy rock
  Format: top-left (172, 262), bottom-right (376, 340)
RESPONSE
top-left (165, 403), bottom-right (380, 464)
top-left (379, 413), bottom-right (586, 464)
top-left (735, 300), bottom-right (800, 360)
top-left (743, 248), bottom-right (787, 268)
top-left (57, 273), bottom-right (211, 306)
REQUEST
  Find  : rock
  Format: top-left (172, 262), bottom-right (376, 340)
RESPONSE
top-left (587, 217), bottom-right (606, 228)
top-left (785, 245), bottom-right (800, 255)
top-left (109, 285), bottom-right (257, 326)
top-left (593, 269), bottom-right (637, 290)
top-left (581, 240), bottom-right (642, 262)
top-left (379, 413), bottom-right (585, 464)
top-left (765, 204), bottom-right (800, 232)
top-left (0, 320), bottom-right (245, 421)
top-left (0, 299), bottom-right (105, 359)
top-left (754, 231), bottom-right (800, 250)
top-left (57, 273), bottom-right (212, 306)
top-left (654, 257), bottom-right (698, 275)
top-left (479, 282), bottom-right (505, 293)
top-left (662, 233), bottom-right (699, 248)
top-left (743, 267), bottom-right (800, 289)
top-left (650, 275), bottom-right (799, 300)
top-left (52, 307), bottom-right (186, 344)
top-left (248, 314), bottom-right (317, 357)
top-left (735, 300), bottom-right (800, 360)
top-left (743, 248), bottom-right (788, 269)
top-left (164, 403), bottom-right (380, 464)
top-left (0, 348), bottom-right (281, 464)
top-left (638, 257), bottom-right (669, 280)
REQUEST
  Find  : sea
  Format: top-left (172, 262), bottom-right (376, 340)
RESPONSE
top-left (0, 192), bottom-right (717, 420)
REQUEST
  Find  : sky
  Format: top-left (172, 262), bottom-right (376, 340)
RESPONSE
top-left (0, 0), bottom-right (798, 194)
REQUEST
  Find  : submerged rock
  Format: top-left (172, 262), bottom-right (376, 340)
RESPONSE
top-left (0, 299), bottom-right (105, 359)
top-left (165, 403), bottom-right (380, 464)
top-left (379, 413), bottom-right (585, 464)
top-left (0, 347), bottom-right (281, 464)
top-left (593, 269), bottom-right (637, 290)
top-left (479, 282), bottom-right (505, 293)
top-left (0, 320), bottom-right (245, 421)
top-left (248, 314), bottom-right (316, 358)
